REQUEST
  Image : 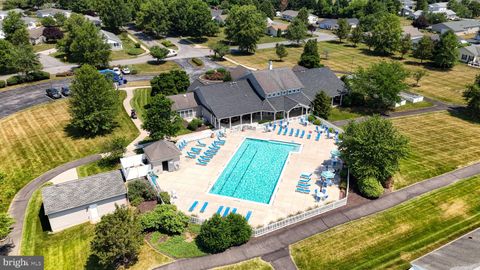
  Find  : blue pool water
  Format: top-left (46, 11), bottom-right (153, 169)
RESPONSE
top-left (209, 138), bottom-right (300, 204)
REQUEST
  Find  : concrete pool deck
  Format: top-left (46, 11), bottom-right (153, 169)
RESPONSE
top-left (160, 121), bottom-right (341, 227)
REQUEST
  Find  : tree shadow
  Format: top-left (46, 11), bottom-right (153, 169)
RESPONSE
top-left (146, 60), bottom-right (166, 66)
top-left (64, 122), bottom-right (118, 140)
top-left (448, 107), bottom-right (480, 124)
top-left (230, 50), bottom-right (255, 56)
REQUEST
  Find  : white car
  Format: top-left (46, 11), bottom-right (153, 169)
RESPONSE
top-left (121, 67), bottom-right (131, 74)
top-left (112, 67), bottom-right (121, 75)
top-left (167, 49), bottom-right (178, 57)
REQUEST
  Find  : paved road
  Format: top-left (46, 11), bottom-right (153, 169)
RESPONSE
top-left (174, 57), bottom-right (222, 82)
top-left (5, 155), bottom-right (102, 256)
top-left (155, 162), bottom-right (480, 270)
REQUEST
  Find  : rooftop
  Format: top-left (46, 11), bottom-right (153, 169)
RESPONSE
top-left (433, 20), bottom-right (480, 32)
top-left (247, 67), bottom-right (304, 94)
top-left (42, 170), bottom-right (126, 215)
top-left (282, 10), bottom-right (299, 17)
top-left (100, 29), bottom-right (121, 43)
top-left (144, 140), bottom-right (182, 162)
top-left (169, 92), bottom-right (199, 111)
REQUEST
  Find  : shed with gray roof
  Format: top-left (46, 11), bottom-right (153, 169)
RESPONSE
top-left (143, 140), bottom-right (181, 173)
top-left (41, 170), bottom-right (127, 232)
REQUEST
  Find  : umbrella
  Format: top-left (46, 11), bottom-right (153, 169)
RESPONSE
top-left (321, 170), bottom-right (335, 179)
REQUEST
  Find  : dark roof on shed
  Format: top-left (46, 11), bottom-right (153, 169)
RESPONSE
top-left (410, 227), bottom-right (480, 270)
top-left (144, 140), bottom-right (181, 162)
top-left (168, 92), bottom-right (198, 111)
top-left (42, 170), bottom-right (126, 215)
top-left (294, 67), bottom-right (347, 99)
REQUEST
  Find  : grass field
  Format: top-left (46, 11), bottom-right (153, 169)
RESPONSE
top-left (110, 33), bottom-right (146, 60)
top-left (0, 91), bottom-right (139, 212)
top-left (21, 189), bottom-right (171, 270)
top-left (32, 43), bottom-right (56, 52)
top-left (148, 224), bottom-right (205, 258)
top-left (214, 258), bottom-right (273, 270)
top-left (130, 61), bottom-right (180, 75)
top-left (227, 41), bottom-right (477, 104)
top-left (76, 159), bottom-right (121, 178)
top-left (291, 175), bottom-right (480, 270)
top-left (392, 112), bottom-right (480, 188)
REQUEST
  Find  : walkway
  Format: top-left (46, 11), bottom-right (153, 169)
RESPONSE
top-left (155, 162), bottom-right (480, 270)
top-left (121, 86), bottom-right (150, 156)
top-left (6, 155), bottom-right (102, 255)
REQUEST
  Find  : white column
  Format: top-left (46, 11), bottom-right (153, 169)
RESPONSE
top-left (260, 111), bottom-right (263, 120)
top-left (240, 115), bottom-right (243, 128)
top-left (250, 113), bottom-right (253, 124)
top-left (229, 117), bottom-right (232, 129)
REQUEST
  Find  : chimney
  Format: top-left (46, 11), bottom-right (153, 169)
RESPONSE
top-left (268, 60), bottom-right (273, 70)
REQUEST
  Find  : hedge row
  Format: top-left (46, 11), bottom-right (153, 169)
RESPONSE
top-left (5, 71), bottom-right (51, 86)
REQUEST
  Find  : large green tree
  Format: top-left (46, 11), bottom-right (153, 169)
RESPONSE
top-left (350, 61), bottom-right (409, 110)
top-left (136, 0), bottom-right (170, 37)
top-left (96, 0), bottom-right (132, 30)
top-left (140, 204), bottom-right (189, 234)
top-left (311, 91), bottom-right (331, 119)
top-left (370, 13), bottom-right (402, 55)
top-left (3, 11), bottom-right (29, 45)
top-left (225, 5), bottom-right (266, 53)
top-left (150, 69), bottom-right (190, 96)
top-left (0, 40), bottom-right (16, 74)
top-left (297, 7), bottom-right (309, 25)
top-left (143, 94), bottom-right (181, 140)
top-left (13, 45), bottom-right (41, 77)
top-left (413, 35), bottom-right (434, 63)
top-left (398, 34), bottom-right (412, 58)
top-left (298, 39), bottom-right (321, 68)
top-left (463, 75), bottom-right (480, 118)
top-left (348, 26), bottom-right (363, 47)
top-left (259, 0), bottom-right (275, 18)
top-left (286, 17), bottom-right (307, 45)
top-left (275, 43), bottom-right (288, 61)
top-left (91, 205), bottom-right (143, 268)
top-left (69, 65), bottom-right (119, 136)
top-left (433, 31), bottom-right (458, 69)
top-left (168, 0), bottom-right (218, 37)
top-left (150, 46), bottom-right (169, 63)
top-left (338, 116), bottom-right (409, 185)
top-left (334, 18), bottom-right (351, 43)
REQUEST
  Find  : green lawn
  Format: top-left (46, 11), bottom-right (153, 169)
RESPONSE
top-left (21, 189), bottom-right (171, 270)
top-left (393, 100), bottom-right (434, 112)
top-left (214, 258), bottom-right (273, 270)
top-left (291, 175), bottom-right (480, 270)
top-left (328, 107), bottom-right (369, 122)
top-left (76, 159), bottom-right (121, 178)
top-left (110, 33), bottom-right (146, 60)
top-left (392, 112), bottom-right (480, 188)
top-left (33, 43), bottom-right (56, 52)
top-left (227, 41), bottom-right (477, 104)
top-left (148, 224), bottom-right (206, 258)
top-left (130, 61), bottom-right (180, 75)
top-left (0, 91), bottom-right (139, 213)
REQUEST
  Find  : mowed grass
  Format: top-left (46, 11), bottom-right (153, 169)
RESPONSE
top-left (22, 189), bottom-right (171, 270)
top-left (131, 88), bottom-right (152, 121)
top-left (110, 33), bottom-right (146, 60)
top-left (214, 258), bottom-right (273, 270)
top-left (392, 112), bottom-right (480, 188)
top-left (130, 61), bottom-right (180, 75)
top-left (76, 159), bottom-right (121, 178)
top-left (291, 175), bottom-right (480, 270)
top-left (227, 41), bottom-right (478, 104)
top-left (148, 224), bottom-right (205, 258)
top-left (0, 91), bottom-right (139, 212)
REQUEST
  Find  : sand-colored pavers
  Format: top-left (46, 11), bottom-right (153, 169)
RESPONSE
top-left (159, 122), bottom-right (341, 227)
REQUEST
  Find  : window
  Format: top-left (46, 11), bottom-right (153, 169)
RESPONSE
top-left (179, 109), bottom-right (194, 118)
top-left (462, 54), bottom-right (468, 61)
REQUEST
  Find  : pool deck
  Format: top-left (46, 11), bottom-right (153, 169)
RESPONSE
top-left (160, 121), bottom-right (341, 227)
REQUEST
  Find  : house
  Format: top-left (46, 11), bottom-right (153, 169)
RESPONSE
top-left (411, 2), bottom-right (457, 20)
top-left (459, 45), bottom-right (480, 64)
top-left (36, 8), bottom-right (72, 18)
top-left (84, 15), bottom-right (102, 26)
top-left (409, 227), bottom-right (480, 270)
top-left (282, 10), bottom-right (318, 25)
top-left (22, 17), bottom-right (38, 29)
top-left (318, 18), bottom-right (359, 30)
top-left (143, 140), bottom-right (181, 174)
top-left (191, 64), bottom-right (348, 128)
top-left (100, 30), bottom-right (123, 50)
top-left (266, 23), bottom-right (288, 36)
top-left (0, 9), bottom-right (24, 20)
top-left (402, 26), bottom-right (424, 42)
top-left (210, 8), bottom-right (226, 24)
top-left (168, 92), bottom-right (200, 120)
top-left (400, 6), bottom-right (414, 17)
top-left (28, 27), bottom-right (45, 45)
top-left (41, 170), bottom-right (127, 232)
top-left (431, 20), bottom-right (480, 35)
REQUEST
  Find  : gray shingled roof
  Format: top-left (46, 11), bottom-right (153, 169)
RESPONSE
top-left (432, 20), bottom-right (480, 32)
top-left (42, 170), bottom-right (126, 215)
top-left (100, 30), bottom-right (121, 43)
top-left (294, 67), bottom-right (347, 99)
top-left (229, 65), bottom-right (251, 80)
top-left (144, 140), bottom-right (181, 162)
top-left (282, 10), bottom-right (299, 17)
top-left (461, 45), bottom-right (480, 56)
top-left (168, 92), bottom-right (198, 111)
top-left (247, 68), bottom-right (304, 94)
top-left (410, 227), bottom-right (480, 270)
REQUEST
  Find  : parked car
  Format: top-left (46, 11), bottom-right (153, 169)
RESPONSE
top-left (112, 67), bottom-right (121, 75)
top-left (122, 67), bottom-right (131, 74)
top-left (61, 86), bottom-right (70, 96)
top-left (46, 88), bottom-right (61, 99)
top-left (167, 49), bottom-right (178, 57)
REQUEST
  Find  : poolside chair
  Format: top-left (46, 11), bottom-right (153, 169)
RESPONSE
top-left (298, 179), bottom-right (310, 183)
top-left (277, 126), bottom-right (283, 135)
top-left (300, 172), bottom-right (312, 179)
top-left (300, 130), bottom-right (305, 138)
top-left (297, 184), bottom-right (311, 189)
top-left (316, 126), bottom-right (320, 133)
top-left (307, 133), bottom-right (311, 139)
top-left (273, 124), bottom-right (276, 131)
top-left (315, 133), bottom-right (321, 141)
top-left (216, 206), bottom-right (224, 215)
top-left (192, 147), bottom-right (202, 152)
top-left (245, 211), bottom-right (252, 222)
top-left (188, 201), bottom-right (199, 212)
top-left (295, 188), bottom-right (310, 194)
top-left (283, 127), bottom-right (288, 135)
top-left (295, 129), bottom-right (299, 137)
top-left (197, 159), bottom-right (208, 165)
top-left (186, 153), bottom-right (196, 159)
top-left (200, 202), bottom-right (208, 213)
top-left (222, 207), bottom-right (231, 217)
top-left (209, 145), bottom-right (219, 151)
top-left (191, 148), bottom-right (201, 154)
top-left (289, 129), bottom-right (294, 136)
top-left (197, 140), bottom-right (206, 147)
top-left (231, 208), bottom-right (237, 214)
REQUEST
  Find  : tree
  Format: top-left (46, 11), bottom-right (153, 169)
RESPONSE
top-left (136, 0), bottom-right (170, 37)
top-left (311, 91), bottom-right (331, 119)
top-left (350, 61), bottom-right (409, 110)
top-left (425, 12), bottom-right (447, 24)
top-left (143, 94), bottom-right (181, 140)
top-left (463, 76), bottom-right (480, 117)
top-left (3, 11), bottom-right (29, 45)
top-left (210, 42), bottom-right (230, 59)
top-left (259, 0), bottom-right (275, 18)
top-left (185, 0), bottom-right (219, 37)
top-left (103, 136), bottom-right (128, 160)
top-left (338, 116), bottom-right (409, 185)
top-left (140, 204), bottom-right (189, 234)
top-left (415, 0), bottom-right (427, 10)
top-left (298, 39), bottom-right (321, 68)
top-left (413, 36), bottom-right (434, 63)
top-left (348, 26), bottom-right (363, 47)
top-left (150, 46), bottom-right (169, 63)
top-left (297, 7), bottom-right (309, 25)
top-left (13, 45), bottom-right (41, 77)
top-left (53, 13), bottom-right (67, 26)
top-left (433, 31), bottom-right (458, 69)
top-left (41, 16), bottom-right (57, 27)
top-left (0, 212), bottom-right (14, 240)
top-left (370, 13), bottom-right (402, 55)
top-left (225, 5), bottom-right (266, 53)
top-left (334, 18), bottom-right (351, 43)
top-left (412, 69), bottom-right (427, 86)
top-left (69, 65), bottom-right (119, 136)
top-left (286, 17), bottom-right (307, 45)
top-left (357, 177), bottom-right (384, 198)
top-left (43, 27), bottom-right (64, 42)
top-left (275, 43), bottom-right (288, 61)
top-left (91, 205), bottom-right (143, 268)
top-left (0, 40), bottom-right (15, 73)
top-left (398, 34), bottom-right (411, 58)
top-left (150, 69), bottom-right (190, 96)
top-left (225, 214), bottom-right (252, 246)
top-left (127, 179), bottom-right (157, 206)
top-left (96, 0), bottom-right (132, 30)
top-left (412, 14), bottom-right (429, 29)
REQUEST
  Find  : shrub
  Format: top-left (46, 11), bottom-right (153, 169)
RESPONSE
top-left (357, 177), bottom-right (384, 199)
top-left (140, 204), bottom-right (189, 235)
top-left (0, 80), bottom-right (5, 88)
top-left (308, 114), bottom-right (315, 122)
top-left (127, 48), bottom-right (144, 55)
top-left (205, 69), bottom-right (215, 75)
top-left (313, 119), bottom-right (321, 125)
top-left (30, 71), bottom-right (50, 81)
top-left (187, 118), bottom-right (203, 131)
top-left (130, 69), bottom-right (138, 75)
top-left (159, 191), bottom-right (170, 204)
top-left (134, 42), bottom-right (141, 48)
top-left (161, 40), bottom-right (174, 47)
top-left (223, 71), bottom-right (232, 82)
top-left (217, 67), bottom-right (227, 74)
top-left (191, 57), bottom-right (203, 66)
top-left (6, 76), bottom-right (20, 86)
top-left (225, 214), bottom-right (252, 246)
top-left (127, 179), bottom-right (157, 206)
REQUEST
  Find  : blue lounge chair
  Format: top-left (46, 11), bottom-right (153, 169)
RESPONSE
top-left (216, 206), bottom-right (224, 214)
top-left (209, 145), bottom-right (219, 151)
top-left (197, 140), bottom-right (206, 147)
top-left (289, 129), bottom-right (294, 136)
top-left (315, 133), bottom-right (321, 141)
top-left (295, 129), bottom-right (299, 137)
top-left (200, 202), bottom-right (208, 213)
top-left (296, 188), bottom-right (310, 194)
top-left (222, 207), bottom-right (231, 217)
top-left (231, 208), bottom-right (237, 214)
top-left (283, 127), bottom-right (288, 135)
top-left (301, 172), bottom-right (312, 179)
top-left (191, 148), bottom-right (201, 154)
top-left (316, 126), bottom-right (320, 133)
top-left (297, 183), bottom-right (311, 187)
top-left (188, 201), bottom-right (199, 212)
top-left (245, 211), bottom-right (252, 221)
top-left (298, 178), bottom-right (310, 183)
top-left (273, 124), bottom-right (276, 131)
top-left (192, 147), bottom-right (202, 152)
top-left (307, 133), bottom-right (311, 139)
top-left (186, 154), bottom-right (196, 159)
top-left (197, 160), bottom-right (208, 166)
top-left (300, 130), bottom-right (305, 138)
top-left (277, 126), bottom-right (283, 135)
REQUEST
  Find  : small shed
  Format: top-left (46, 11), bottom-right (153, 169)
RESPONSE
top-left (120, 154), bottom-right (152, 181)
top-left (143, 140), bottom-right (181, 174)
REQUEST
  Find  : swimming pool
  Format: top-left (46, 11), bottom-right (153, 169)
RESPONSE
top-left (209, 138), bottom-right (300, 204)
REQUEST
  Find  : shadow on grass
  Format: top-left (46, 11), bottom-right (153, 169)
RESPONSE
top-left (64, 122), bottom-right (119, 140)
top-left (39, 204), bottom-right (52, 232)
top-left (448, 107), bottom-right (480, 124)
top-left (146, 60), bottom-right (167, 66)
